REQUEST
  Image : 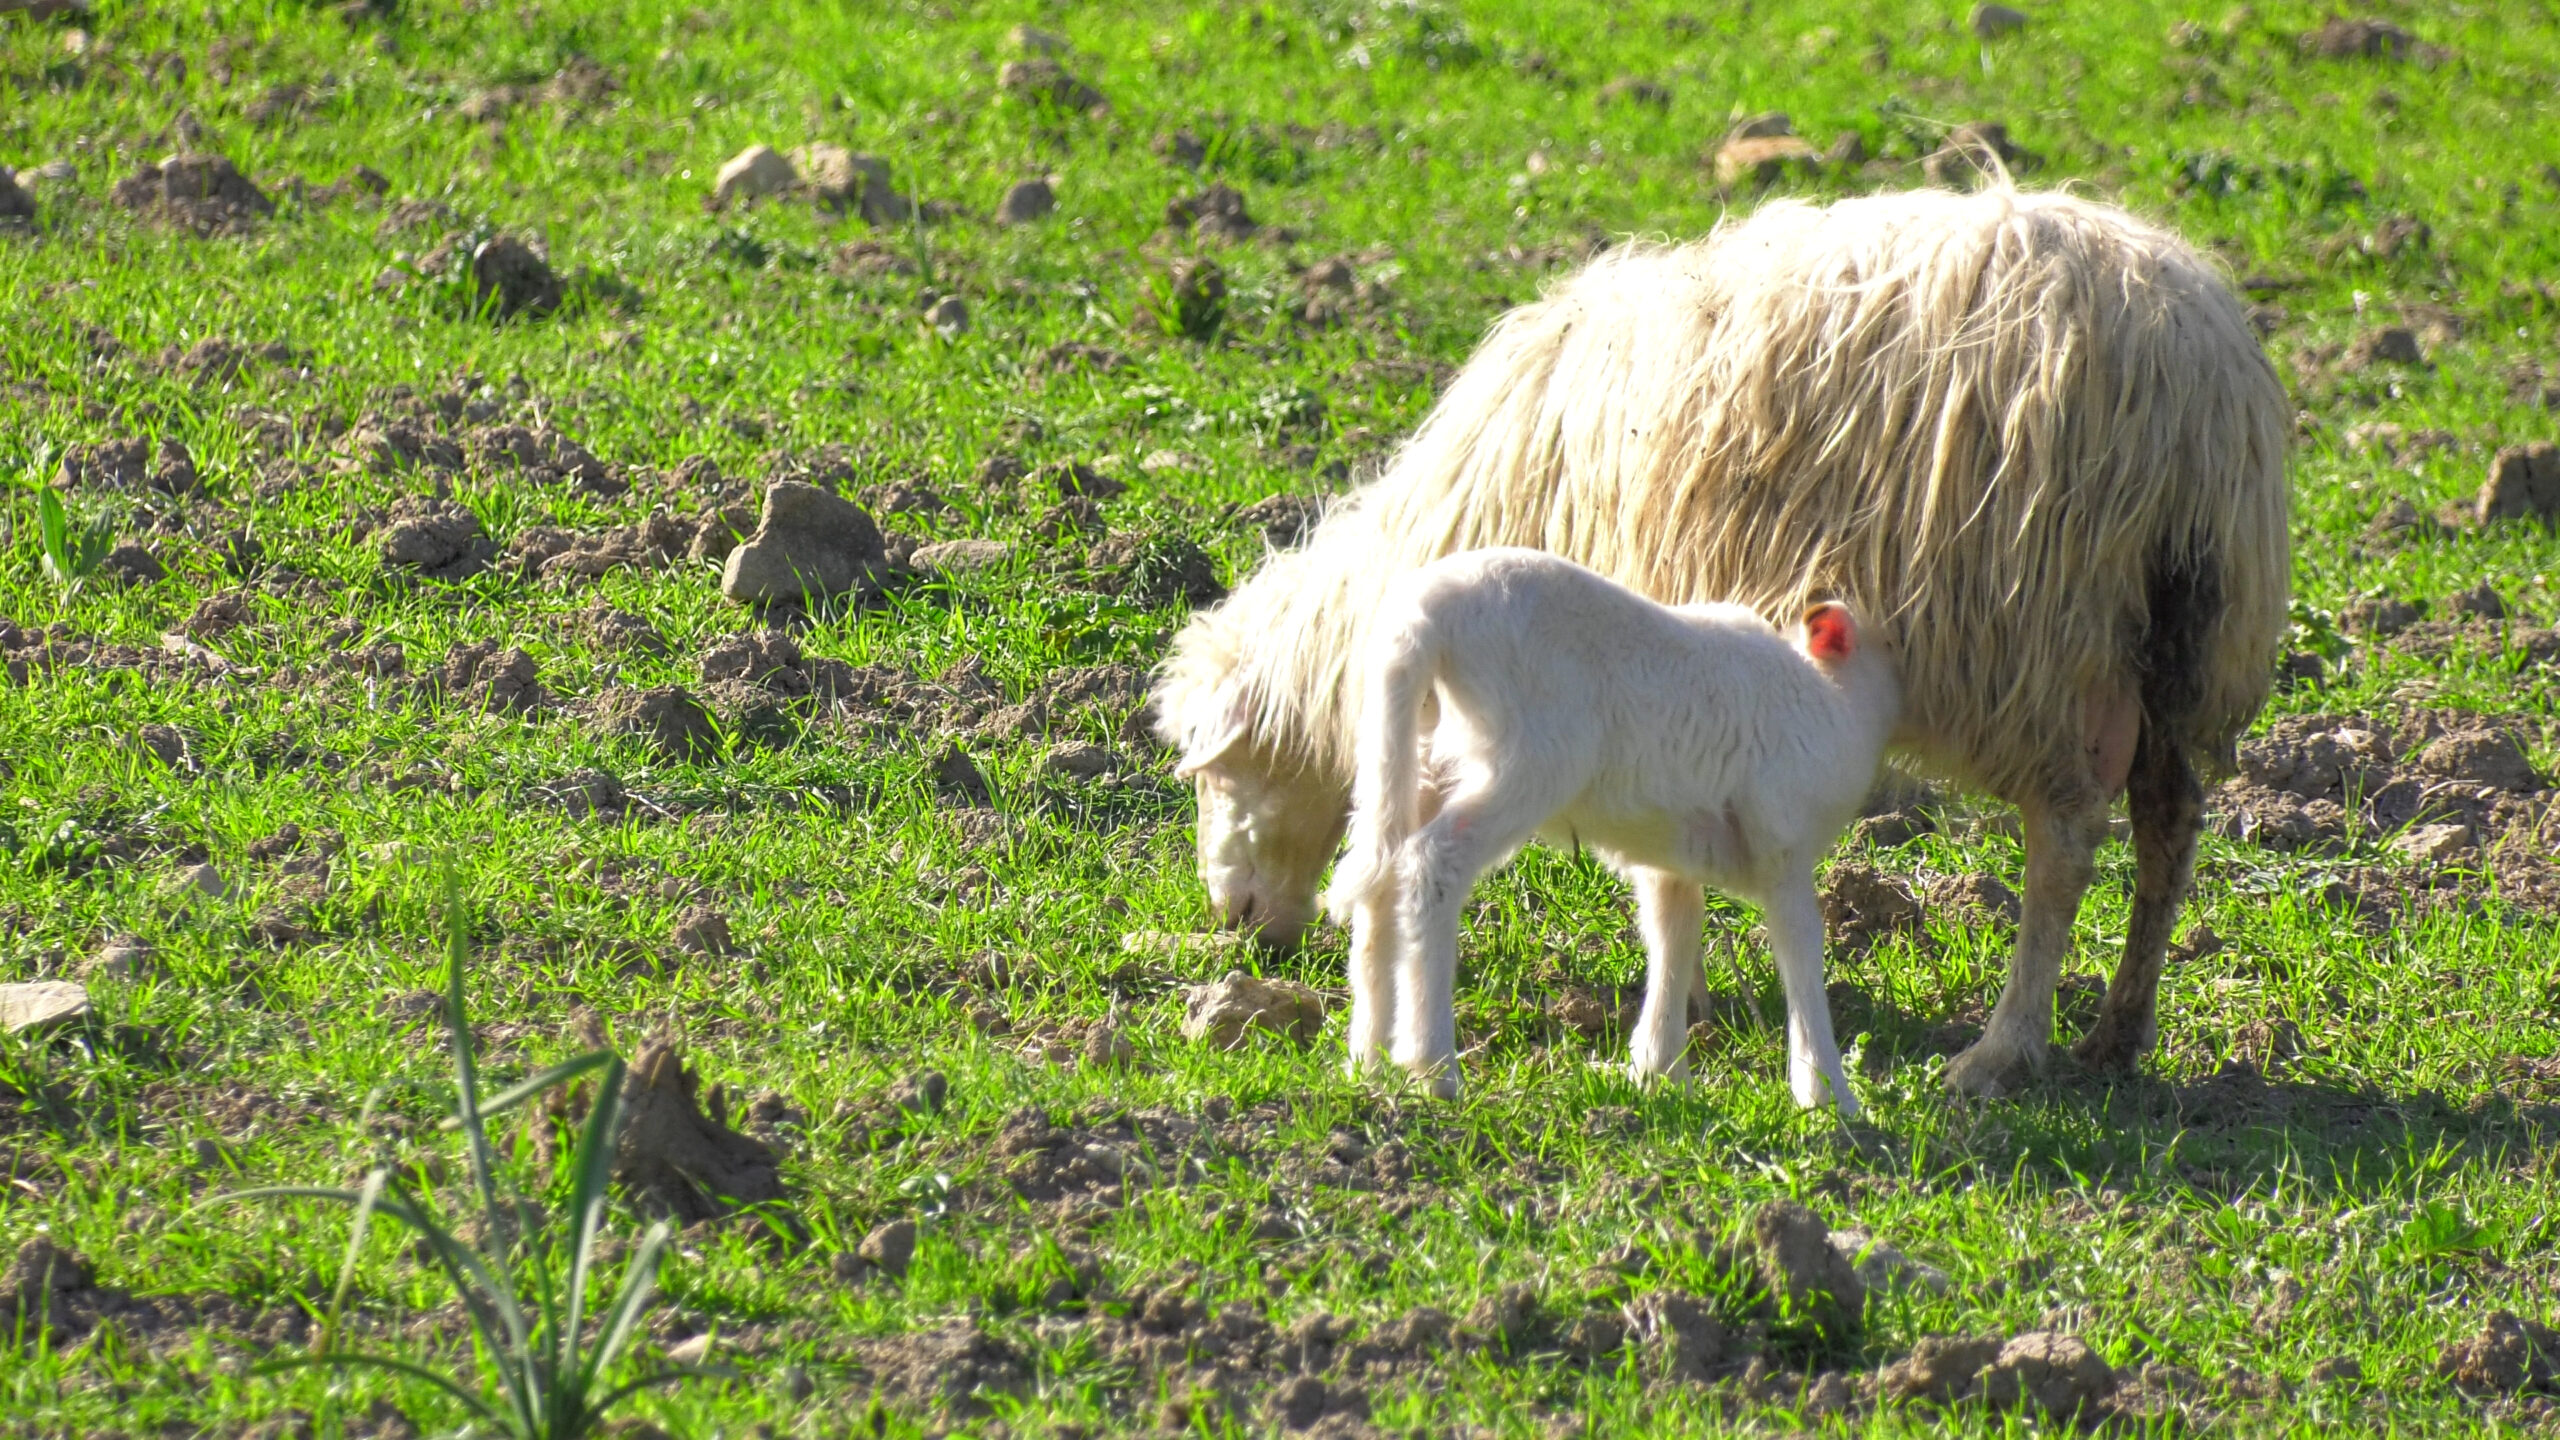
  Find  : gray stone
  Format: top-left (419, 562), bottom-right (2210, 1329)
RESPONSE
top-left (1180, 971), bottom-right (1327, 1049)
top-left (909, 539), bottom-right (1014, 575)
top-left (714, 144), bottom-right (796, 207)
top-left (2480, 442), bottom-right (2560, 527)
top-left (859, 1218), bottom-right (919, 1278)
top-left (1970, 3), bottom-right (2028, 38)
top-left (719, 482), bottom-right (887, 605)
top-left (926, 295), bottom-right (970, 338)
top-left (0, 981), bottom-right (91, 1035)
top-left (997, 178), bottom-right (1055, 224)
top-left (84, 936), bottom-right (156, 983)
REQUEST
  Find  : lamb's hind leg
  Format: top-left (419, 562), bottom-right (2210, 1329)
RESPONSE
top-left (2075, 722), bottom-right (2200, 1070)
top-left (1942, 788), bottom-right (2109, 1098)
top-left (1627, 868), bottom-right (1703, 1082)
top-left (1764, 868), bottom-right (1858, 1118)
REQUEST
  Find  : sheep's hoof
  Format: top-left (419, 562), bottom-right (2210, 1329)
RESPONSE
top-left (1942, 1037), bottom-right (2047, 1098)
top-left (2069, 1020), bottom-right (2153, 1073)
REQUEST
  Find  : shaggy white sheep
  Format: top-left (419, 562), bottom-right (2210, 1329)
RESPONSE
top-left (1156, 185), bottom-right (2290, 1097)
top-left (1306, 549), bottom-right (1899, 1110)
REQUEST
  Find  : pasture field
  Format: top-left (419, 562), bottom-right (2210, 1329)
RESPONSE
top-left (5, 0), bottom-right (2560, 1434)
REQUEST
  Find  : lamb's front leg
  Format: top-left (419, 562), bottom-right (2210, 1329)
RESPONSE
top-left (1343, 886), bottom-right (1397, 1075)
top-left (1627, 867), bottom-right (1703, 1083)
top-left (1764, 870), bottom-right (1860, 1120)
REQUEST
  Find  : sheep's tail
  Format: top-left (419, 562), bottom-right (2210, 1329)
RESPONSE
top-left (1324, 607), bottom-right (1438, 925)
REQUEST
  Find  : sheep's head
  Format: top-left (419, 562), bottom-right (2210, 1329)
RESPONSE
top-left (1161, 682), bottom-right (1344, 950)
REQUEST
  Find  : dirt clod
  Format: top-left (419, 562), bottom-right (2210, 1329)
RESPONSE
top-left (2479, 443), bottom-right (2560, 527)
top-left (1821, 860), bottom-right (1923, 945)
top-left (1149, 255), bottom-right (1228, 339)
top-left (1881, 1334), bottom-right (2005, 1404)
top-left (999, 56), bottom-right (1106, 113)
top-left (1752, 1199), bottom-right (1865, 1339)
top-left (112, 151), bottom-right (274, 231)
top-left (1622, 1290), bottom-right (1730, 1382)
top-left (2439, 1311), bottom-right (2560, 1395)
top-left (438, 642), bottom-right (545, 713)
top-left (887, 1070), bottom-right (947, 1116)
top-left (1981, 1332), bottom-right (2116, 1417)
top-left (1971, 2), bottom-right (2027, 38)
top-left (594, 685), bottom-right (718, 761)
top-left (669, 906), bottom-right (737, 956)
top-left (910, 538), bottom-right (1014, 575)
top-left (100, 543), bottom-right (165, 586)
top-left (796, 145), bottom-right (913, 224)
top-left (1181, 972), bottom-right (1327, 1049)
top-left (714, 144), bottom-right (796, 207)
top-left (378, 496), bottom-right (495, 579)
top-left (858, 1218), bottom-right (918, 1278)
top-left (614, 1034), bottom-right (788, 1224)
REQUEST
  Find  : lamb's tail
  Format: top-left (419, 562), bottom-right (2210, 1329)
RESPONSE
top-left (1323, 606), bottom-right (1438, 925)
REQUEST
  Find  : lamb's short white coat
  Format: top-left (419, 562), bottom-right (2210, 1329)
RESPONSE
top-left (1318, 548), bottom-right (1899, 1112)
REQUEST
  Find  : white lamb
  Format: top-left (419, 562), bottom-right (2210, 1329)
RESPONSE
top-left (1317, 548), bottom-right (1900, 1113)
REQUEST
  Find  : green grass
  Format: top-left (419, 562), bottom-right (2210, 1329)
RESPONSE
top-left (6, 0), bottom-right (2560, 1435)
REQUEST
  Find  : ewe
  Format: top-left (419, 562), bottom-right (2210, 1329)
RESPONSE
top-left (1156, 185), bottom-right (2290, 1096)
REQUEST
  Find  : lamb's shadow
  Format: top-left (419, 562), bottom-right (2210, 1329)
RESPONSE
top-left (1756, 979), bottom-right (2550, 1199)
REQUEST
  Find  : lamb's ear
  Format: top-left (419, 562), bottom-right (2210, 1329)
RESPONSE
top-left (1802, 602), bottom-right (1857, 664)
top-left (1171, 688), bottom-right (1255, 779)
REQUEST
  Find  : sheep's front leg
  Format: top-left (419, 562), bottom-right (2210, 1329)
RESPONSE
top-left (1765, 869), bottom-right (1859, 1119)
top-left (1627, 868), bottom-right (1703, 1083)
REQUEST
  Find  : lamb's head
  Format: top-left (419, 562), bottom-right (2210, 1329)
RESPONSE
top-left (1154, 673), bottom-right (1345, 951)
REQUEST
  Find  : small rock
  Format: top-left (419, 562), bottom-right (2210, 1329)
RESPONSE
top-left (2448, 582), bottom-right (2508, 620)
top-left (997, 178), bottom-right (1055, 224)
top-left (100, 543), bottom-right (165, 586)
top-left (2391, 822), bottom-right (2475, 863)
top-left (0, 169), bottom-right (33, 226)
top-left (0, 981), bottom-right (91, 1035)
top-left (470, 234), bottom-right (561, 319)
top-left (2343, 326), bottom-right (2426, 369)
top-left (713, 144), bottom-right (797, 207)
top-left (1181, 971), bottom-right (1328, 1049)
top-left (2341, 594), bottom-right (2424, 637)
top-left (2479, 442), bottom-right (2560, 527)
top-left (998, 56), bottom-right (1106, 113)
top-left (1081, 1023), bottom-right (1136, 1069)
top-left (908, 539), bottom-right (1014, 575)
top-left (1715, 134), bottom-right (1820, 189)
top-left (84, 936), bottom-right (156, 983)
top-left (795, 145), bottom-right (912, 224)
top-left (925, 295), bottom-right (970, 338)
top-left (720, 482), bottom-right (888, 606)
top-left (167, 862), bottom-right (229, 902)
top-left (1980, 1332), bottom-right (2115, 1417)
top-left (1970, 2), bottom-right (2028, 39)
top-left (859, 1219), bottom-right (919, 1279)
top-left (2438, 1311), bottom-right (2560, 1394)
top-left (669, 906), bottom-right (737, 957)
top-left (887, 1070), bottom-right (947, 1116)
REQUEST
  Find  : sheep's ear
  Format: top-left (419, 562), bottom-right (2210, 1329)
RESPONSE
top-left (1802, 603), bottom-right (1856, 664)
top-left (1172, 689), bottom-right (1254, 779)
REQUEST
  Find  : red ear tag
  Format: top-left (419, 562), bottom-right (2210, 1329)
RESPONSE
top-left (1805, 605), bottom-right (1854, 663)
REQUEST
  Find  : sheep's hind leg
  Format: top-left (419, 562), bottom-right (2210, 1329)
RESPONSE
top-left (1943, 789), bottom-right (2108, 1098)
top-left (1626, 868), bottom-right (1703, 1083)
top-left (2074, 722), bottom-right (2200, 1071)
top-left (1764, 869), bottom-right (1858, 1118)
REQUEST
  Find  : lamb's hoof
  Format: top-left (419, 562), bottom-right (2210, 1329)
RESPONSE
top-left (2070, 1022), bottom-right (2152, 1074)
top-left (1942, 1038), bottom-right (2048, 1098)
